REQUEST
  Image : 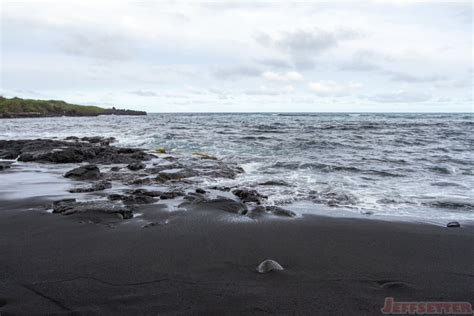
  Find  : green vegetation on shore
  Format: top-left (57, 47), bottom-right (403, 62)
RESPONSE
top-left (0, 96), bottom-right (146, 118)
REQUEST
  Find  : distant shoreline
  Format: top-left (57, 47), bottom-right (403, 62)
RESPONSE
top-left (0, 96), bottom-right (146, 118)
top-left (0, 111), bottom-right (147, 119)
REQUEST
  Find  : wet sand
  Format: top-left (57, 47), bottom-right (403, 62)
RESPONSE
top-left (0, 199), bottom-right (473, 315)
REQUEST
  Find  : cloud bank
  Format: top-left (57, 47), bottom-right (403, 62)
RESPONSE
top-left (1, 0), bottom-right (472, 112)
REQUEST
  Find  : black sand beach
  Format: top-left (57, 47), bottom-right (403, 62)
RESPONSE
top-left (0, 198), bottom-right (473, 315)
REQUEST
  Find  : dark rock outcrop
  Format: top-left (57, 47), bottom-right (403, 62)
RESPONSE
top-left (123, 195), bottom-right (156, 205)
top-left (126, 189), bottom-right (162, 197)
top-left (68, 181), bottom-right (112, 193)
top-left (80, 136), bottom-right (116, 146)
top-left (144, 156), bottom-right (243, 182)
top-left (447, 221), bottom-right (461, 228)
top-left (202, 198), bottom-right (248, 215)
top-left (107, 194), bottom-right (123, 201)
top-left (198, 164), bottom-right (244, 179)
top-left (232, 188), bottom-right (268, 204)
top-left (123, 188), bottom-right (184, 200)
top-left (250, 206), bottom-right (296, 218)
top-left (52, 199), bottom-right (133, 220)
top-left (0, 162), bottom-right (11, 171)
top-left (157, 168), bottom-right (198, 181)
top-left (107, 193), bottom-right (156, 205)
top-left (208, 186), bottom-right (232, 192)
top-left (159, 190), bottom-right (185, 200)
top-left (180, 191), bottom-right (296, 219)
top-left (65, 165), bottom-right (101, 180)
top-left (0, 139), bottom-right (151, 164)
top-left (193, 152), bottom-right (218, 160)
top-left (145, 162), bottom-right (184, 174)
top-left (127, 161), bottom-right (145, 171)
top-left (181, 194), bottom-right (248, 215)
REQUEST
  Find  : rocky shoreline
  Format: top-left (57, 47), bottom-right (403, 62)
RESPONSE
top-left (0, 137), bottom-right (296, 225)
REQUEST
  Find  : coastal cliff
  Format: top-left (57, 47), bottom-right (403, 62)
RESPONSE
top-left (0, 96), bottom-right (146, 118)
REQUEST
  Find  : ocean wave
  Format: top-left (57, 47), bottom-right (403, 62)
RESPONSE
top-left (318, 124), bottom-right (380, 131)
top-left (435, 157), bottom-right (473, 166)
top-left (361, 157), bottom-right (409, 165)
top-left (428, 166), bottom-right (457, 175)
top-left (295, 140), bottom-right (348, 149)
top-left (240, 136), bottom-right (273, 140)
top-left (299, 162), bottom-right (360, 172)
top-left (364, 170), bottom-right (405, 177)
top-left (269, 161), bottom-right (404, 177)
top-left (431, 182), bottom-right (465, 188)
top-left (426, 198), bottom-right (474, 210)
top-left (249, 129), bottom-right (287, 134)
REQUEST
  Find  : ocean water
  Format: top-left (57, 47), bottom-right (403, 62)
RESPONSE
top-left (1, 113), bottom-right (473, 223)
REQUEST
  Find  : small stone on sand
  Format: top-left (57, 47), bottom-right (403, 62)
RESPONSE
top-left (446, 221), bottom-right (460, 228)
top-left (256, 259), bottom-right (284, 274)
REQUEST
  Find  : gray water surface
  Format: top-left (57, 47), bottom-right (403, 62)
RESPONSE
top-left (1, 113), bottom-right (472, 222)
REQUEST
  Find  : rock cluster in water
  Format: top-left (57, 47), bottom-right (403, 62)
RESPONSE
top-left (52, 199), bottom-right (133, 220)
top-left (1, 137), bottom-right (297, 224)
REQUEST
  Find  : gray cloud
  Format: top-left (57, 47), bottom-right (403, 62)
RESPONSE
top-left (59, 32), bottom-right (133, 62)
top-left (256, 58), bottom-right (293, 69)
top-left (385, 71), bottom-right (447, 83)
top-left (434, 77), bottom-right (472, 89)
top-left (436, 96), bottom-right (452, 103)
top-left (340, 50), bottom-right (389, 72)
top-left (208, 88), bottom-right (231, 99)
top-left (369, 90), bottom-right (431, 103)
top-left (340, 61), bottom-right (380, 72)
top-left (244, 89), bottom-right (281, 96)
top-left (208, 88), bottom-right (226, 94)
top-left (213, 65), bottom-right (262, 80)
top-left (129, 90), bottom-right (158, 97)
top-left (2, 11), bottom-right (134, 64)
top-left (278, 29), bottom-right (356, 53)
top-left (258, 28), bottom-right (360, 69)
top-left (341, 51), bottom-right (449, 84)
top-left (244, 84), bottom-right (294, 96)
top-left (201, 2), bottom-right (272, 11)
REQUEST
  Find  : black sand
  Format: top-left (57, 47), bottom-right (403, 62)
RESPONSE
top-left (0, 199), bottom-right (473, 315)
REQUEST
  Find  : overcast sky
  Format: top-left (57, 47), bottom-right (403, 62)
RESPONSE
top-left (1, 0), bottom-right (472, 112)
